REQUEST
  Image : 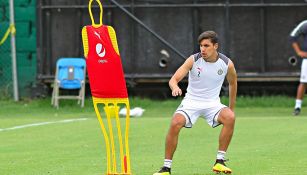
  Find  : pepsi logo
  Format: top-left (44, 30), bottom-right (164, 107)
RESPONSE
top-left (96, 43), bottom-right (106, 57)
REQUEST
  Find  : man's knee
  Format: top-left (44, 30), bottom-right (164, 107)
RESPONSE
top-left (218, 108), bottom-right (235, 125)
top-left (170, 114), bottom-right (186, 129)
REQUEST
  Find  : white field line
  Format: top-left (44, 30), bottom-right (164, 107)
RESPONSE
top-left (0, 118), bottom-right (88, 132)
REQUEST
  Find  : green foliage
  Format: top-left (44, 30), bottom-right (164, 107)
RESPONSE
top-left (222, 95), bottom-right (295, 108)
top-left (0, 86), bottom-right (12, 100)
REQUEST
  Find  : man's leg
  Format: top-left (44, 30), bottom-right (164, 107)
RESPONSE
top-left (154, 113), bottom-right (186, 175)
top-left (296, 83), bottom-right (306, 100)
top-left (213, 108), bottom-right (235, 174)
top-left (294, 58), bottom-right (307, 115)
top-left (165, 113), bottom-right (186, 159)
top-left (217, 108), bottom-right (235, 152)
top-left (294, 83), bottom-right (307, 115)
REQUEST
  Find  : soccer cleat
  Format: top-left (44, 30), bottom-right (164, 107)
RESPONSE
top-left (212, 159), bottom-right (232, 174)
top-left (153, 166), bottom-right (171, 175)
top-left (293, 108), bottom-right (301, 116)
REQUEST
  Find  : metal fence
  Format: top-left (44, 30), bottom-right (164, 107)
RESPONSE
top-left (0, 0), bottom-right (37, 99)
top-left (37, 0), bottom-right (307, 86)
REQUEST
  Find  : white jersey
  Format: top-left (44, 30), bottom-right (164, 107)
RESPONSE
top-left (185, 52), bottom-right (229, 103)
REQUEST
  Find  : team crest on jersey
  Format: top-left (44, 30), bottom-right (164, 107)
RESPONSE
top-left (217, 69), bottom-right (223, 75)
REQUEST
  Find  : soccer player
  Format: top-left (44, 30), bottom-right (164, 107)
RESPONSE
top-left (153, 31), bottom-right (237, 175)
top-left (290, 20), bottom-right (307, 116)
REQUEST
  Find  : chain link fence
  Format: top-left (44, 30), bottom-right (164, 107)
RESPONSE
top-left (1, 0), bottom-right (37, 100)
top-left (0, 2), bottom-right (13, 99)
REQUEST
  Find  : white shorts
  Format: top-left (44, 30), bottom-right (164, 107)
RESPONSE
top-left (300, 59), bottom-right (307, 83)
top-left (174, 98), bottom-right (227, 128)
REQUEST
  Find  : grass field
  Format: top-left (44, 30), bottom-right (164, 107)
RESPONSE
top-left (1, 96), bottom-right (307, 175)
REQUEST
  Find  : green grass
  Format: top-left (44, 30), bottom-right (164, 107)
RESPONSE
top-left (1, 96), bottom-right (307, 175)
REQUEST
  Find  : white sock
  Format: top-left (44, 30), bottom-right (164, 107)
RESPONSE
top-left (216, 150), bottom-right (226, 160)
top-left (295, 99), bottom-right (302, 109)
top-left (163, 159), bottom-right (172, 168)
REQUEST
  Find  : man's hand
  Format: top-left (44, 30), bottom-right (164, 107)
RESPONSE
top-left (298, 51), bottom-right (307, 58)
top-left (172, 87), bottom-right (182, 97)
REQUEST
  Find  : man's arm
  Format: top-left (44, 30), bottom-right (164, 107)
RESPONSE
top-left (292, 42), bottom-right (307, 58)
top-left (290, 20), bottom-right (307, 58)
top-left (226, 60), bottom-right (237, 111)
top-left (169, 56), bottom-right (194, 97)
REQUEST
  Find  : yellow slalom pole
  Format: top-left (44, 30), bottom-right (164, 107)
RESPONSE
top-left (93, 103), bottom-right (112, 174)
top-left (114, 105), bottom-right (125, 173)
top-left (124, 102), bottom-right (131, 174)
top-left (92, 98), bottom-right (131, 175)
top-left (104, 105), bottom-right (117, 173)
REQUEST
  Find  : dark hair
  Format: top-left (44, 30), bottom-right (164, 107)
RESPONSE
top-left (198, 31), bottom-right (218, 44)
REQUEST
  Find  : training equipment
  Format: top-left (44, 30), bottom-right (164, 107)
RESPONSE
top-left (212, 160), bottom-right (232, 174)
top-left (81, 0), bottom-right (131, 174)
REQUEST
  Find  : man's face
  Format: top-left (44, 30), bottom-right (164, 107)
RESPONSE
top-left (199, 39), bottom-right (218, 59)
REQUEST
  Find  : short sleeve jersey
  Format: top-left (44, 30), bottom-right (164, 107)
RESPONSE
top-left (290, 20), bottom-right (307, 52)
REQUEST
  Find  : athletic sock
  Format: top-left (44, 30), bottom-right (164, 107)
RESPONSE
top-left (295, 99), bottom-right (302, 109)
top-left (163, 159), bottom-right (172, 168)
top-left (216, 150), bottom-right (226, 160)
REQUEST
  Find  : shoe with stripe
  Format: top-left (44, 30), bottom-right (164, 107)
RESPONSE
top-left (293, 108), bottom-right (301, 116)
top-left (212, 159), bottom-right (232, 174)
top-left (153, 166), bottom-right (171, 175)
